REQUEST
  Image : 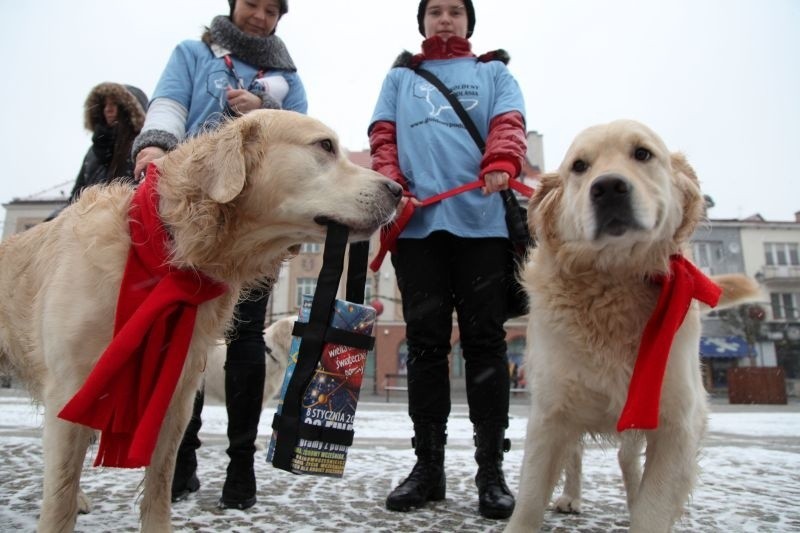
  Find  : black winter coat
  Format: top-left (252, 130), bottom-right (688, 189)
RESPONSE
top-left (69, 83), bottom-right (148, 203)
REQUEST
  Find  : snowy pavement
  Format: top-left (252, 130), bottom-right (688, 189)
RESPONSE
top-left (1, 389), bottom-right (799, 532)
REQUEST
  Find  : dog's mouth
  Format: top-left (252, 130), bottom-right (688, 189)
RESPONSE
top-left (595, 214), bottom-right (641, 238)
top-left (314, 215), bottom-right (333, 226)
top-left (313, 214), bottom-right (390, 238)
top-left (310, 180), bottom-right (401, 238)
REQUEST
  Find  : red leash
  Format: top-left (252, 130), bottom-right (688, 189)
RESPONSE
top-left (369, 178), bottom-right (534, 271)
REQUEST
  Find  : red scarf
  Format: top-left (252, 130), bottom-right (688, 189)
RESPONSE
top-left (419, 35), bottom-right (474, 61)
top-left (616, 255), bottom-right (720, 431)
top-left (58, 165), bottom-right (228, 467)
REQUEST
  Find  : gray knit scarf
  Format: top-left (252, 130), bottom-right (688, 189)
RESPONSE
top-left (205, 15), bottom-right (296, 71)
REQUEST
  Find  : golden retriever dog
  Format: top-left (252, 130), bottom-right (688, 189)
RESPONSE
top-left (204, 316), bottom-right (295, 407)
top-left (505, 120), bottom-right (760, 532)
top-left (0, 109), bottom-right (401, 533)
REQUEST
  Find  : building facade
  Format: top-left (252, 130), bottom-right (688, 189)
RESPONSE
top-left (692, 213), bottom-right (800, 396)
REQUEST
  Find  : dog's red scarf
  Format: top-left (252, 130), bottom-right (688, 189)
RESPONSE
top-left (616, 255), bottom-right (720, 432)
top-left (58, 165), bottom-right (228, 468)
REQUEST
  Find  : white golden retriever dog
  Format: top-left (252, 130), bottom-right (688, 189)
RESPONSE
top-left (505, 120), bottom-right (760, 532)
top-left (204, 316), bottom-right (295, 407)
top-left (0, 110), bottom-right (401, 533)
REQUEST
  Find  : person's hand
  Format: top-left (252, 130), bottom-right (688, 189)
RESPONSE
top-left (398, 195), bottom-right (422, 216)
top-left (482, 171), bottom-right (510, 195)
top-left (226, 88), bottom-right (262, 115)
top-left (134, 146), bottom-right (167, 181)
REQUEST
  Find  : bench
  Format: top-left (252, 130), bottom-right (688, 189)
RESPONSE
top-left (383, 373), bottom-right (408, 402)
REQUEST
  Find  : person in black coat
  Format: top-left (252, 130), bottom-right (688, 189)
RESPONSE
top-left (69, 82), bottom-right (148, 202)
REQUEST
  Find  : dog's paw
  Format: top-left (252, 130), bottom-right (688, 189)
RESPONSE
top-left (553, 494), bottom-right (581, 514)
top-left (77, 490), bottom-right (92, 514)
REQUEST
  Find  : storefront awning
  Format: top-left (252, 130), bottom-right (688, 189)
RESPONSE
top-left (699, 336), bottom-right (752, 358)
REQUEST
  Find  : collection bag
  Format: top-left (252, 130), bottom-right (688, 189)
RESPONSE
top-left (268, 223), bottom-right (376, 476)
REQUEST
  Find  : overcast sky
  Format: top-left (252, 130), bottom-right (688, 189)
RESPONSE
top-left (1, 0), bottom-right (798, 228)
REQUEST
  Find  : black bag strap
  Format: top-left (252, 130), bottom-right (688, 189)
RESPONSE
top-left (271, 225), bottom-right (373, 470)
top-left (288, 239), bottom-right (374, 351)
top-left (290, 322), bottom-right (374, 351)
top-left (346, 240), bottom-right (370, 304)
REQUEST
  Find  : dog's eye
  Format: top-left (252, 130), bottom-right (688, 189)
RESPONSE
top-left (633, 147), bottom-right (652, 161)
top-left (572, 159), bottom-right (588, 173)
top-left (318, 139), bottom-right (336, 155)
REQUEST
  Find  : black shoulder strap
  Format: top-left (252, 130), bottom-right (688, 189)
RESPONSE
top-left (414, 68), bottom-right (486, 153)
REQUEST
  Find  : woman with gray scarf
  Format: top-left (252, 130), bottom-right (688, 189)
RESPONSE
top-left (131, 0), bottom-right (307, 511)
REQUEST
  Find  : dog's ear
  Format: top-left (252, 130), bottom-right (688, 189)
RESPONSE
top-left (670, 152), bottom-right (699, 184)
top-left (530, 173), bottom-right (560, 211)
top-left (529, 172), bottom-right (561, 242)
top-left (190, 119), bottom-right (260, 204)
top-left (671, 152), bottom-right (705, 244)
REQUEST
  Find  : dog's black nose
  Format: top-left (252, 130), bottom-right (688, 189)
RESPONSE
top-left (591, 175), bottom-right (631, 205)
top-left (591, 174), bottom-right (637, 237)
top-left (384, 179), bottom-right (403, 201)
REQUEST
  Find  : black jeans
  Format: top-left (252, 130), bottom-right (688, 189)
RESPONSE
top-left (226, 288), bottom-right (270, 367)
top-left (394, 231), bottom-right (510, 427)
top-left (176, 287), bottom-right (269, 465)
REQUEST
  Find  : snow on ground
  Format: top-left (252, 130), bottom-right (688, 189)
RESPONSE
top-left (1, 390), bottom-right (799, 532)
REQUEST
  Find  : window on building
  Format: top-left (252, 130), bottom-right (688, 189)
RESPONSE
top-left (398, 340), bottom-right (408, 374)
top-left (765, 242), bottom-right (800, 266)
top-left (771, 292), bottom-right (800, 320)
top-left (296, 277), bottom-right (317, 307)
top-left (693, 241), bottom-right (723, 274)
top-left (300, 243), bottom-right (321, 254)
top-left (451, 342), bottom-right (464, 378)
top-left (364, 348), bottom-right (375, 390)
top-left (507, 337), bottom-right (527, 390)
top-left (364, 280), bottom-right (373, 304)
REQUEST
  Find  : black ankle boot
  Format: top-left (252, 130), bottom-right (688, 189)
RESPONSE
top-left (474, 424), bottom-right (515, 519)
top-left (218, 360), bottom-right (265, 510)
top-left (172, 390), bottom-right (203, 503)
top-left (219, 455), bottom-right (256, 510)
top-left (386, 422), bottom-right (447, 512)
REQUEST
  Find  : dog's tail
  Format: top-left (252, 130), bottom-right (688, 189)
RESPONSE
top-left (709, 274), bottom-right (763, 311)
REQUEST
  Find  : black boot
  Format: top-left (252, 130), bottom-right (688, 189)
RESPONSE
top-left (172, 390), bottom-right (203, 503)
top-left (386, 422), bottom-right (447, 512)
top-left (474, 424), bottom-right (515, 519)
top-left (218, 360), bottom-right (265, 510)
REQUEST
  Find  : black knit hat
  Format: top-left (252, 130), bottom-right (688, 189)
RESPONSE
top-left (418, 0), bottom-right (475, 38)
top-left (228, 0), bottom-right (288, 17)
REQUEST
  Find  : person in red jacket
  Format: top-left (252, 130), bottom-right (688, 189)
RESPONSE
top-left (368, 0), bottom-right (527, 520)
